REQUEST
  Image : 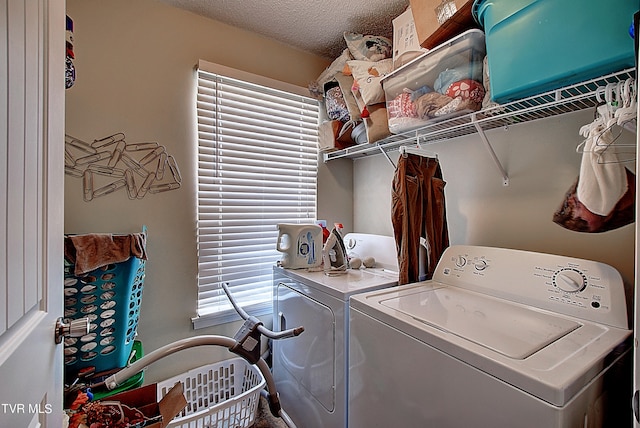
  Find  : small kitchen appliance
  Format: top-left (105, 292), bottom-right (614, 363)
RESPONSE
top-left (276, 223), bottom-right (322, 269)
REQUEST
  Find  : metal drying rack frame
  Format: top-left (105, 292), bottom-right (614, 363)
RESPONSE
top-left (323, 67), bottom-right (637, 186)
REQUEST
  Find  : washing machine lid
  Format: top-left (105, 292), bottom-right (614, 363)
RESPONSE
top-left (380, 286), bottom-right (580, 359)
top-left (351, 282), bottom-right (631, 407)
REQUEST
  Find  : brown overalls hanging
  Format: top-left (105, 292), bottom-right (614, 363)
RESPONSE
top-left (391, 153), bottom-right (449, 285)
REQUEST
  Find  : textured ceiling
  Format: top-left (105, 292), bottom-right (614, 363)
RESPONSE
top-left (159, 0), bottom-right (410, 60)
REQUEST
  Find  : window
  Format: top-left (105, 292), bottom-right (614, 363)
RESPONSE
top-left (194, 60), bottom-right (320, 328)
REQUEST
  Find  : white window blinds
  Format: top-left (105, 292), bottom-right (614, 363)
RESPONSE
top-left (194, 61), bottom-right (320, 328)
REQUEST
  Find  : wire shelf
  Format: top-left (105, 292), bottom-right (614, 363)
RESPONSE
top-left (323, 68), bottom-right (636, 162)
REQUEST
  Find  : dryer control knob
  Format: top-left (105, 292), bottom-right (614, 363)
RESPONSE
top-left (346, 238), bottom-right (356, 250)
top-left (553, 268), bottom-right (587, 293)
top-left (474, 260), bottom-right (488, 271)
top-left (455, 256), bottom-right (467, 268)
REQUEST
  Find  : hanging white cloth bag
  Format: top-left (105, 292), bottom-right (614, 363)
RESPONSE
top-left (576, 105), bottom-right (627, 216)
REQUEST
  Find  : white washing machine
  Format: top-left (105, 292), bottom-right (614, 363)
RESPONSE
top-left (349, 245), bottom-right (632, 428)
top-left (273, 233), bottom-right (398, 428)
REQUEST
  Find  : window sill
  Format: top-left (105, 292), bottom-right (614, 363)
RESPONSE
top-left (192, 302), bottom-right (273, 330)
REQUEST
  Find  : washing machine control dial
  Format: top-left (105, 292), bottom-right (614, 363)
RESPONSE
top-left (454, 255), bottom-right (467, 268)
top-left (474, 260), bottom-right (488, 271)
top-left (553, 268), bottom-right (587, 293)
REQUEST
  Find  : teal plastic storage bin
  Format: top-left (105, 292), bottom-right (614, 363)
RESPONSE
top-left (473, 0), bottom-right (637, 103)
top-left (63, 253), bottom-right (146, 383)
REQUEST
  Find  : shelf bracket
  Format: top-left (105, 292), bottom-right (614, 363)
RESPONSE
top-left (471, 113), bottom-right (509, 186)
top-left (379, 145), bottom-right (396, 169)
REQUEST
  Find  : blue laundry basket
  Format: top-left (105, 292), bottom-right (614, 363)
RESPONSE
top-left (63, 246), bottom-right (146, 382)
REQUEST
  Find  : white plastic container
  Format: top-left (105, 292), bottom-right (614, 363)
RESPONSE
top-left (382, 29), bottom-right (486, 134)
top-left (276, 223), bottom-right (323, 269)
top-left (157, 358), bottom-right (265, 428)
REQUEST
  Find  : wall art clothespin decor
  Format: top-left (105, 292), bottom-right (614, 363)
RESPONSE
top-left (65, 132), bottom-right (182, 201)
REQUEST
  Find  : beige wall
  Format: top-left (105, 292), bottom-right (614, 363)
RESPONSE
top-left (354, 109), bottom-right (636, 292)
top-left (64, 0), bottom-right (338, 383)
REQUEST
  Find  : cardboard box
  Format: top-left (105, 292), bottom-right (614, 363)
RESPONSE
top-left (318, 120), bottom-right (356, 151)
top-left (98, 382), bottom-right (187, 427)
top-left (409, 0), bottom-right (477, 50)
top-left (392, 8), bottom-right (427, 69)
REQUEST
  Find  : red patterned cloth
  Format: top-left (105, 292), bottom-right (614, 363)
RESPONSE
top-left (446, 79), bottom-right (485, 104)
top-left (387, 92), bottom-right (418, 118)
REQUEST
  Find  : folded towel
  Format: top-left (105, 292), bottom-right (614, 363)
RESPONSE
top-left (577, 114), bottom-right (627, 216)
top-left (65, 233), bottom-right (147, 276)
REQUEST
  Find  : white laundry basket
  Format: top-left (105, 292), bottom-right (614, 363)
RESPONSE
top-left (156, 357), bottom-right (266, 428)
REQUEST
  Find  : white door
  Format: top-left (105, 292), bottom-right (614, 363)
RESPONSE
top-left (635, 99), bottom-right (640, 426)
top-left (634, 12), bottom-right (640, 426)
top-left (0, 0), bottom-right (65, 426)
top-left (635, 70), bottom-right (640, 427)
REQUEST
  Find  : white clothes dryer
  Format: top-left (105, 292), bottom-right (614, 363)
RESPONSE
top-left (273, 233), bottom-right (398, 428)
top-left (349, 245), bottom-right (632, 428)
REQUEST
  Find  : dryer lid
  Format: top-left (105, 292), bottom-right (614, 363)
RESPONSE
top-left (381, 286), bottom-right (580, 359)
